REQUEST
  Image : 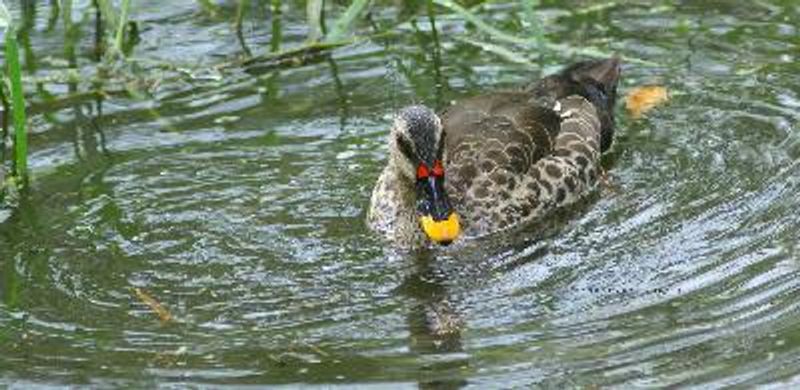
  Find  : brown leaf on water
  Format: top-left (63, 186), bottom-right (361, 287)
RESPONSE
top-left (133, 288), bottom-right (173, 323)
top-left (626, 85), bottom-right (669, 118)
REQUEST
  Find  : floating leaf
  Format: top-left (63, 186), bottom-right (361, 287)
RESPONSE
top-left (133, 288), bottom-right (173, 323)
top-left (626, 85), bottom-right (668, 118)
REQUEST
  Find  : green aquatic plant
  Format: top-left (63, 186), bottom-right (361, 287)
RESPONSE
top-left (230, 0), bottom-right (380, 72)
top-left (234, 0), bottom-right (252, 56)
top-left (306, 0), bottom-right (325, 42)
top-left (95, 0), bottom-right (133, 57)
top-left (0, 0), bottom-right (655, 144)
top-left (1, 0), bottom-right (29, 188)
top-left (6, 30), bottom-right (27, 182)
top-left (433, 0), bottom-right (653, 65)
top-left (325, 0), bottom-right (371, 42)
top-left (0, 1), bottom-right (8, 173)
top-left (113, 0), bottom-right (131, 55)
top-left (270, 0), bottom-right (282, 52)
top-left (521, 0), bottom-right (546, 55)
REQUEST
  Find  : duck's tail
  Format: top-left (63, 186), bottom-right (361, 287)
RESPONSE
top-left (527, 57), bottom-right (622, 153)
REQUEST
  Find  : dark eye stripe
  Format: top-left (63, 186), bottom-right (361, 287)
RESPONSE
top-left (396, 135), bottom-right (416, 161)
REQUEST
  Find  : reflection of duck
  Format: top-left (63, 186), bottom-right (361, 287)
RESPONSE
top-left (400, 252), bottom-right (468, 389)
top-left (368, 58), bottom-right (621, 247)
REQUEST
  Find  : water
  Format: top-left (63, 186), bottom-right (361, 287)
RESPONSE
top-left (1, 1), bottom-right (799, 387)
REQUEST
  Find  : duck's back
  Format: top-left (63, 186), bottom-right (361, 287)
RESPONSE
top-left (442, 91), bottom-right (561, 166)
top-left (440, 59), bottom-right (623, 239)
top-left (441, 90), bottom-right (567, 234)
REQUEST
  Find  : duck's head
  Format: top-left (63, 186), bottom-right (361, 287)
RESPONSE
top-left (389, 105), bottom-right (461, 246)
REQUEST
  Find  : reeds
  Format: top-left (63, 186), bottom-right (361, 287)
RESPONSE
top-left (6, 29), bottom-right (27, 182)
top-left (1, 1), bottom-right (29, 189)
top-left (95, 0), bottom-right (133, 57)
top-left (325, 0), bottom-right (370, 42)
top-left (233, 0), bottom-right (376, 72)
top-left (434, 0), bottom-right (652, 65)
top-left (0, 0), bottom-right (654, 202)
top-left (113, 0), bottom-right (131, 55)
top-left (306, 0), bottom-right (325, 42)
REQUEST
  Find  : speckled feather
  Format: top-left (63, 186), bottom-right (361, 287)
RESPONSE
top-left (442, 94), bottom-right (602, 237)
top-left (368, 58), bottom-right (621, 247)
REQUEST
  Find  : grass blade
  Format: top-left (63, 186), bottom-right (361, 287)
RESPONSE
top-left (452, 36), bottom-right (537, 66)
top-left (433, 0), bottom-right (530, 46)
top-left (0, 81), bottom-right (8, 164)
top-left (521, 0), bottom-right (546, 55)
top-left (271, 0), bottom-right (282, 52)
top-left (113, 0), bottom-right (131, 55)
top-left (235, 0), bottom-right (252, 56)
top-left (95, 0), bottom-right (118, 33)
top-left (5, 29), bottom-right (28, 183)
top-left (326, 0), bottom-right (370, 43)
top-left (306, 0), bottom-right (325, 42)
top-left (0, 1), bottom-right (10, 29)
top-left (433, 0), bottom-right (656, 66)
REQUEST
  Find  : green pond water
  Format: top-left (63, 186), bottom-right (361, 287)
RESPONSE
top-left (2, 1), bottom-right (800, 387)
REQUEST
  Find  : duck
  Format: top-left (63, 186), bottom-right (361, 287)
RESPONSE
top-left (368, 57), bottom-right (621, 247)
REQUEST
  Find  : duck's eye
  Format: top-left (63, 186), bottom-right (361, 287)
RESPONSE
top-left (417, 163), bottom-right (430, 180)
top-left (432, 160), bottom-right (444, 177)
top-left (396, 135), bottom-right (416, 161)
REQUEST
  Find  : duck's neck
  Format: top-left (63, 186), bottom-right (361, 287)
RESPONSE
top-left (368, 160), bottom-right (425, 246)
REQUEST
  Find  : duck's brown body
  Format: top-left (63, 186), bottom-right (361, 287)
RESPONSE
top-left (368, 58), bottom-right (621, 247)
top-left (441, 93), bottom-right (603, 237)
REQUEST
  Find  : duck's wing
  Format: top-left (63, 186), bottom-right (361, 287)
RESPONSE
top-left (441, 92), bottom-right (603, 236)
top-left (442, 91), bottom-right (561, 173)
top-left (440, 91), bottom-right (557, 232)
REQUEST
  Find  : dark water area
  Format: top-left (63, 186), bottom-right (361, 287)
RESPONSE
top-left (1, 1), bottom-right (800, 387)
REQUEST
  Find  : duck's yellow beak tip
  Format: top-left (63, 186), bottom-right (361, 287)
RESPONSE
top-left (420, 213), bottom-right (461, 245)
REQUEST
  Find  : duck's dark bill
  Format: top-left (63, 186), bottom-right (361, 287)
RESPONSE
top-left (416, 175), bottom-right (461, 244)
top-left (420, 213), bottom-right (460, 245)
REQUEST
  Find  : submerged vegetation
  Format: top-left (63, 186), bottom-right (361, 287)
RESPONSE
top-left (1, 1), bottom-right (28, 201)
